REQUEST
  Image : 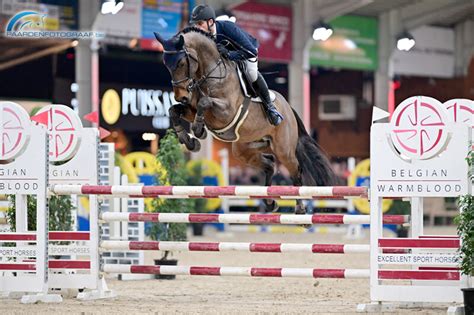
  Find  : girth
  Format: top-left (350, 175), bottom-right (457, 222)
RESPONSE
top-left (207, 97), bottom-right (251, 142)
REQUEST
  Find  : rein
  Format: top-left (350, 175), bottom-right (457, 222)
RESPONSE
top-left (164, 44), bottom-right (227, 97)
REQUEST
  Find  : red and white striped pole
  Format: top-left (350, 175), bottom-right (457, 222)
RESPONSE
top-left (50, 185), bottom-right (368, 199)
top-left (100, 213), bottom-right (408, 225)
top-left (103, 265), bottom-right (370, 279)
top-left (101, 241), bottom-right (371, 254)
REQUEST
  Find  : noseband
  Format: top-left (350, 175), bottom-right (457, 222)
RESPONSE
top-left (164, 44), bottom-right (227, 97)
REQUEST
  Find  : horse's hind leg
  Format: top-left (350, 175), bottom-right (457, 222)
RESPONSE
top-left (262, 153), bottom-right (278, 212)
top-left (232, 142), bottom-right (278, 212)
top-left (290, 174), bottom-right (307, 215)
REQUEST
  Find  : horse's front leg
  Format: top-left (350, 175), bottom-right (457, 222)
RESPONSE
top-left (191, 96), bottom-right (212, 139)
top-left (169, 104), bottom-right (201, 152)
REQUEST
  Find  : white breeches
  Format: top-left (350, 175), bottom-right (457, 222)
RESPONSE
top-left (245, 57), bottom-right (258, 83)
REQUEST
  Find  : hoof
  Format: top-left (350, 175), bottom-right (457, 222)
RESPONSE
top-left (192, 124), bottom-right (207, 140)
top-left (186, 138), bottom-right (201, 152)
top-left (295, 206), bottom-right (306, 215)
top-left (264, 200), bottom-right (279, 213)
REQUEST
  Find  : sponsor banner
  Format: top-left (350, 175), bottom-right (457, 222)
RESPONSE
top-left (393, 26), bottom-right (455, 78)
top-left (371, 96), bottom-right (470, 197)
top-left (49, 245), bottom-right (91, 256)
top-left (0, 246), bottom-right (91, 257)
top-left (0, 246), bottom-right (38, 258)
top-left (230, 1), bottom-right (292, 62)
top-left (140, 0), bottom-right (191, 51)
top-left (100, 83), bottom-right (177, 132)
top-left (378, 253), bottom-right (459, 266)
top-left (310, 15), bottom-right (378, 70)
top-left (39, 0), bottom-right (78, 30)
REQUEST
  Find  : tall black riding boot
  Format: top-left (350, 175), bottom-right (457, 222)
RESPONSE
top-left (254, 73), bottom-right (283, 126)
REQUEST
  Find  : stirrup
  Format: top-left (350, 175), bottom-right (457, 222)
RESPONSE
top-left (267, 108), bottom-right (283, 126)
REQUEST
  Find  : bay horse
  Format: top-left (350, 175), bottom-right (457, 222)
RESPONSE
top-left (154, 27), bottom-right (335, 214)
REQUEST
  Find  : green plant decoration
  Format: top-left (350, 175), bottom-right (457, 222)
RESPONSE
top-left (150, 129), bottom-right (192, 259)
top-left (455, 146), bottom-right (474, 281)
top-left (6, 195), bottom-right (73, 232)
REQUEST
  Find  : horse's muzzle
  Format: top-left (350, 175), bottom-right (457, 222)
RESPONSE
top-left (179, 96), bottom-right (190, 104)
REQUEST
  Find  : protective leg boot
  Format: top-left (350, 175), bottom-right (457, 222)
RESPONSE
top-left (254, 73), bottom-right (283, 126)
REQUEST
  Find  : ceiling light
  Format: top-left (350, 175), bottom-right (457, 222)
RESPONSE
top-left (101, 0), bottom-right (124, 15)
top-left (312, 21), bottom-right (333, 41)
top-left (396, 31), bottom-right (415, 51)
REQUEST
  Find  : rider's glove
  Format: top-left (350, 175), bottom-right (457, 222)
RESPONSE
top-left (217, 44), bottom-right (230, 58)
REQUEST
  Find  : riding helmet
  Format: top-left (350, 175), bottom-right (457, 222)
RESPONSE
top-left (189, 4), bottom-right (216, 24)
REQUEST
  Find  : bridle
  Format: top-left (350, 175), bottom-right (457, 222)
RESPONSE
top-left (164, 43), bottom-right (227, 97)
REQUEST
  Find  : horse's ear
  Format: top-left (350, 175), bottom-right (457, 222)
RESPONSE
top-left (176, 34), bottom-right (185, 49)
top-left (153, 32), bottom-right (165, 45)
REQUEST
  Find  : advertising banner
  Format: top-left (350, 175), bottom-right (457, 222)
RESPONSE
top-left (230, 1), bottom-right (292, 62)
top-left (140, 0), bottom-right (191, 51)
top-left (99, 83), bottom-right (177, 132)
top-left (310, 15), bottom-right (378, 71)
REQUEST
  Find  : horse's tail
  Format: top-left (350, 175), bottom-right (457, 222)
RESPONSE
top-left (291, 108), bottom-right (336, 186)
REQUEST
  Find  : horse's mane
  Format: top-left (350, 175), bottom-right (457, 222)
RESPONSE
top-left (180, 26), bottom-right (215, 41)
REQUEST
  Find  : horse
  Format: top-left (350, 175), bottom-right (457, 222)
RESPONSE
top-left (154, 27), bottom-right (336, 214)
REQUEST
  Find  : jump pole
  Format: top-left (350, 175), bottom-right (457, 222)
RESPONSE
top-left (50, 185), bottom-right (368, 198)
top-left (99, 212), bottom-right (408, 225)
top-left (101, 241), bottom-right (371, 253)
top-left (100, 240), bottom-right (405, 254)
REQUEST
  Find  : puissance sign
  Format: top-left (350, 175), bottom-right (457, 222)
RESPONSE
top-left (99, 85), bottom-right (178, 132)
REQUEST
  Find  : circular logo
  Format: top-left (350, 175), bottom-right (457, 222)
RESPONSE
top-left (0, 102), bottom-right (31, 161)
top-left (35, 105), bottom-right (83, 162)
top-left (348, 159), bottom-right (392, 214)
top-left (101, 89), bottom-right (121, 125)
top-left (444, 98), bottom-right (473, 127)
top-left (390, 96), bottom-right (449, 160)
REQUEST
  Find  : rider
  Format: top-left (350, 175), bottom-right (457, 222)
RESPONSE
top-left (189, 4), bottom-right (283, 126)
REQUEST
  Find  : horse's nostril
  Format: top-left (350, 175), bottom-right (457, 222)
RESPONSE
top-left (181, 97), bottom-right (189, 104)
